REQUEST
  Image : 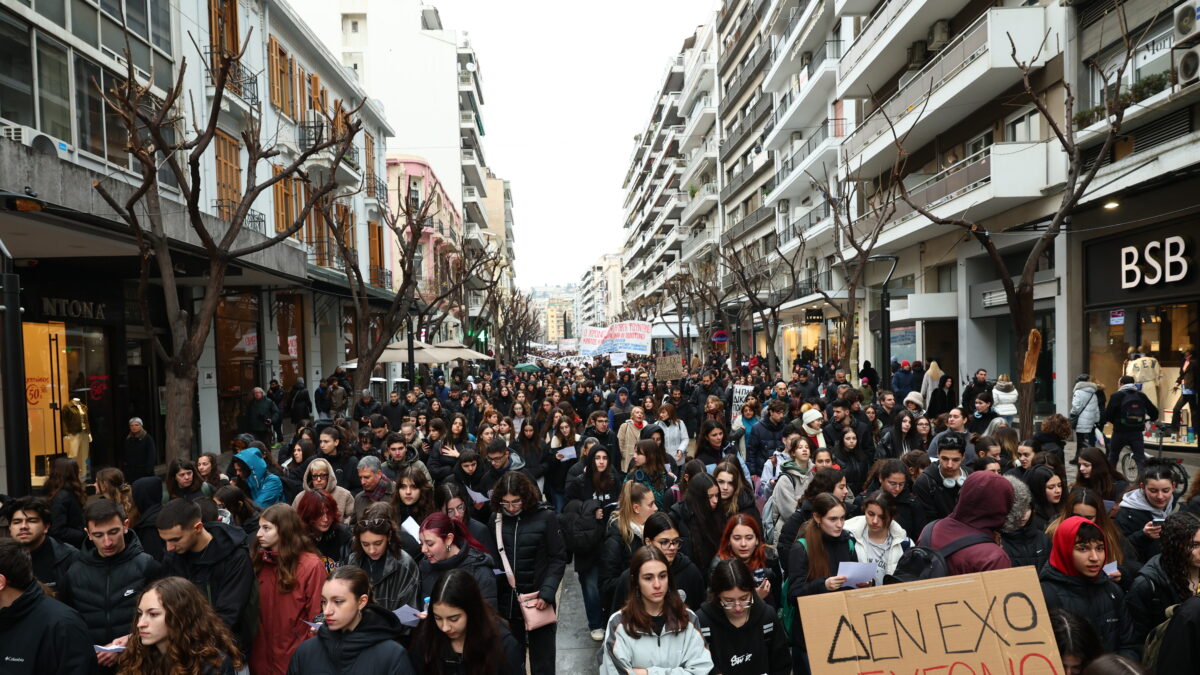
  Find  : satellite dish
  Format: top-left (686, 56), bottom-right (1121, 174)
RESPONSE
top-left (465, 62), bottom-right (477, 72)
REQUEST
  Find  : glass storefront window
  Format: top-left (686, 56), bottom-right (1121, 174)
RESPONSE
top-left (275, 293), bottom-right (304, 389)
top-left (1087, 303), bottom-right (1198, 410)
top-left (215, 293), bottom-right (262, 452)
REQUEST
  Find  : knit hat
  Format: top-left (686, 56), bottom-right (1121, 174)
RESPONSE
top-left (901, 360), bottom-right (911, 368)
top-left (802, 409), bottom-right (823, 426)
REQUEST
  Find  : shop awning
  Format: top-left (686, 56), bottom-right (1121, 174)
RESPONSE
top-left (651, 321), bottom-right (697, 338)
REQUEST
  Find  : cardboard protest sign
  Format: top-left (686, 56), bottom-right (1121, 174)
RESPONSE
top-left (797, 566), bottom-right (1063, 675)
top-left (731, 384), bottom-right (754, 412)
top-left (656, 355), bottom-right (684, 381)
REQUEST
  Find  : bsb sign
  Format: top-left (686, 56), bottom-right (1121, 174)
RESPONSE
top-left (1084, 222), bottom-right (1197, 307)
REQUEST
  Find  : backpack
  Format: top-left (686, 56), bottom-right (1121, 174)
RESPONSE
top-left (884, 520), bottom-right (994, 584)
top-left (1119, 393), bottom-right (1148, 427)
top-left (778, 537), bottom-right (855, 645)
top-left (1143, 602), bottom-right (1180, 672)
top-left (761, 473), bottom-right (799, 544)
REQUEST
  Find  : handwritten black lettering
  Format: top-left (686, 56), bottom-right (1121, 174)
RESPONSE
top-left (934, 601), bottom-right (973, 655)
top-left (893, 608), bottom-right (928, 657)
top-left (1002, 593), bottom-right (1044, 646)
top-left (862, 610), bottom-right (898, 661)
top-left (827, 614), bottom-right (871, 664)
top-left (964, 596), bottom-right (1010, 651)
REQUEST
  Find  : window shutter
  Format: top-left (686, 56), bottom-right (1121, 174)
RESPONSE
top-left (267, 37), bottom-right (280, 107)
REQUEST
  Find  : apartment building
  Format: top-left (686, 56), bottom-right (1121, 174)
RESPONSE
top-left (576, 252), bottom-right (623, 330)
top-left (0, 0), bottom-right (392, 490)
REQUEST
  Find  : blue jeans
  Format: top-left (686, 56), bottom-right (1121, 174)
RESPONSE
top-left (578, 565), bottom-right (604, 630)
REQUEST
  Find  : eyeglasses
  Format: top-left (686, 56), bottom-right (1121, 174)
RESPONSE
top-left (719, 597), bottom-right (755, 610)
top-left (654, 538), bottom-right (683, 550)
top-left (311, 473), bottom-right (329, 479)
top-left (487, 456), bottom-right (507, 465)
top-left (446, 504), bottom-right (466, 516)
top-left (356, 518), bottom-right (389, 529)
top-left (500, 499), bottom-right (523, 508)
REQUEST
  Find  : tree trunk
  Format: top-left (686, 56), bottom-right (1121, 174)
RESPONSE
top-left (163, 365), bottom-right (197, 465)
top-left (764, 316), bottom-right (779, 375)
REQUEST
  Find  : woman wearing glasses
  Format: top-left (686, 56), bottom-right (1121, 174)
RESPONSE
top-left (346, 502), bottom-right (421, 615)
top-left (488, 472), bottom-right (567, 675)
top-left (434, 481), bottom-right (493, 552)
top-left (643, 512), bottom-right (705, 610)
top-left (417, 511), bottom-right (498, 610)
top-left (697, 558), bottom-right (790, 675)
top-left (599, 546), bottom-right (713, 675)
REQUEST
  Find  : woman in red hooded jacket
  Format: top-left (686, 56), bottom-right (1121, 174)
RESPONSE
top-left (1038, 515), bottom-right (1139, 659)
top-left (250, 503), bottom-right (326, 674)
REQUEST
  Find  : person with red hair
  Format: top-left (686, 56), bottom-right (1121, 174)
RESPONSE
top-left (295, 489), bottom-right (351, 573)
top-left (714, 513), bottom-right (781, 608)
top-left (417, 511), bottom-right (498, 609)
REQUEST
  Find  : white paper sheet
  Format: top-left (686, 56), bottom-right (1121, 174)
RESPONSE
top-left (837, 561), bottom-right (878, 587)
top-left (465, 487), bottom-right (488, 504)
top-left (401, 516), bottom-right (420, 541)
top-left (558, 446), bottom-right (577, 461)
top-left (94, 645), bottom-right (126, 653)
top-left (1103, 561), bottom-right (1119, 576)
top-left (394, 604), bottom-right (422, 627)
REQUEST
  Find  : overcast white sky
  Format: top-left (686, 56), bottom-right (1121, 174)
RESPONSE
top-left (429, 1), bottom-right (719, 291)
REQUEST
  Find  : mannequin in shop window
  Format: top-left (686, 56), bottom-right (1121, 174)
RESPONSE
top-left (60, 398), bottom-right (91, 478)
top-left (1124, 346), bottom-right (1162, 409)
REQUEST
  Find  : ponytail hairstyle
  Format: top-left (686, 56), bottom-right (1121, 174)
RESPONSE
top-left (329, 564), bottom-right (372, 604)
top-left (801, 493), bottom-right (846, 581)
top-left (615, 481), bottom-right (652, 545)
top-left (801, 467), bottom-right (846, 506)
top-left (95, 467), bottom-right (138, 525)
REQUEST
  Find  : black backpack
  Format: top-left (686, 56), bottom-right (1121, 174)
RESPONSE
top-left (884, 520), bottom-right (994, 584)
top-left (1119, 393), bottom-right (1148, 426)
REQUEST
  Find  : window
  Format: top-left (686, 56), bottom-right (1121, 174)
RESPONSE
top-left (364, 132), bottom-right (375, 182)
top-left (214, 130), bottom-right (241, 219)
top-left (1005, 108), bottom-right (1037, 143)
top-left (103, 71), bottom-right (128, 165)
top-left (267, 36), bottom-right (293, 114)
top-left (272, 165), bottom-right (296, 233)
top-left (0, 12), bottom-right (34, 126)
top-left (208, 0), bottom-right (239, 56)
top-left (368, 220), bottom-right (382, 270)
top-left (36, 36), bottom-right (71, 141)
top-left (75, 54), bottom-right (105, 156)
top-left (294, 63), bottom-right (306, 119)
top-left (351, 20), bottom-right (359, 33)
top-left (936, 264), bottom-right (957, 293)
top-left (966, 130), bottom-right (993, 157)
top-left (34, 0), bottom-right (66, 27)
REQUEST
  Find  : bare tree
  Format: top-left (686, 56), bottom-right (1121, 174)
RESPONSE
top-left (719, 237), bottom-right (808, 374)
top-left (682, 259), bottom-right (737, 364)
top-left (93, 36), bottom-right (360, 462)
top-left (654, 274), bottom-right (694, 361)
top-left (807, 168), bottom-right (896, 374)
top-left (493, 290), bottom-right (540, 363)
top-left (889, 11), bottom-right (1150, 429)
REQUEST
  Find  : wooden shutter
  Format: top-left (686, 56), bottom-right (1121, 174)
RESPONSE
top-left (282, 53), bottom-right (293, 116)
top-left (267, 37), bottom-right (280, 107)
top-left (214, 130), bottom-right (241, 219)
top-left (294, 63), bottom-right (305, 120)
top-left (309, 74), bottom-right (321, 111)
top-left (364, 133), bottom-right (375, 182)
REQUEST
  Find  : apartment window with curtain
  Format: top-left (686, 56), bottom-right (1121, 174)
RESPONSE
top-left (214, 130), bottom-right (241, 219)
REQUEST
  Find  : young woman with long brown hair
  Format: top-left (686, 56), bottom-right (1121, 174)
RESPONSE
top-left (599, 546), bottom-right (713, 674)
top-left (120, 576), bottom-right (245, 674)
top-left (624, 439), bottom-right (676, 510)
top-left (95, 467), bottom-right (139, 527)
top-left (347, 502), bottom-right (421, 615)
top-left (785, 492), bottom-right (866, 674)
top-left (392, 464), bottom-right (436, 559)
top-left (411, 569), bottom-right (523, 675)
top-left (44, 457), bottom-right (86, 548)
top-left (715, 514), bottom-right (781, 608)
top-left (248, 504), bottom-right (325, 674)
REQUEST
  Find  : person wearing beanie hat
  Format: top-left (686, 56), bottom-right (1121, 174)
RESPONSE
top-left (608, 387), bottom-right (633, 431)
top-left (1039, 516), bottom-right (1138, 657)
top-left (790, 407), bottom-right (827, 451)
top-left (891, 360), bottom-right (916, 401)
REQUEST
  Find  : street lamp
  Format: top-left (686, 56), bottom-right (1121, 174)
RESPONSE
top-left (868, 254), bottom-right (899, 372)
top-left (407, 247), bottom-right (424, 389)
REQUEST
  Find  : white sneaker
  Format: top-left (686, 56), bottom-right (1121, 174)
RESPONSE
top-left (590, 629), bottom-right (605, 641)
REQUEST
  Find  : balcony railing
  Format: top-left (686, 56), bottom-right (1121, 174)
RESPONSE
top-left (722, 94), bottom-right (773, 158)
top-left (462, 148), bottom-right (479, 164)
top-left (297, 121), bottom-right (326, 151)
top-left (722, 205), bottom-right (774, 245)
top-left (368, 175), bottom-right (388, 202)
top-left (777, 118), bottom-right (844, 178)
top-left (245, 207), bottom-right (266, 235)
top-left (370, 266), bottom-right (392, 289)
top-left (839, 0), bottom-right (911, 80)
top-left (771, 0), bottom-right (814, 64)
top-left (843, 12), bottom-right (989, 159)
top-left (718, 2), bottom-right (757, 71)
top-left (681, 224), bottom-right (718, 260)
top-left (720, 41), bottom-right (771, 115)
top-left (720, 158), bottom-right (769, 202)
top-left (780, 203), bottom-right (831, 242)
top-left (340, 144), bottom-right (360, 168)
top-left (205, 47), bottom-right (259, 106)
top-left (307, 238), bottom-right (352, 270)
top-left (890, 146), bottom-right (992, 222)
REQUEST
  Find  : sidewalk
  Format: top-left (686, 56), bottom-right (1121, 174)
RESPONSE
top-left (556, 563), bottom-right (601, 674)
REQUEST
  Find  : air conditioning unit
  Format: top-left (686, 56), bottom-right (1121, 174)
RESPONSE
top-left (777, 200), bottom-right (790, 212)
top-left (906, 41), bottom-right (929, 69)
top-left (1180, 45), bottom-right (1200, 86)
top-left (1176, 2), bottom-right (1200, 45)
top-left (928, 20), bottom-right (950, 51)
top-left (1, 125), bottom-right (72, 159)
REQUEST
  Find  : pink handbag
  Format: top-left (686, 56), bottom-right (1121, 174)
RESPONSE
top-left (496, 516), bottom-right (557, 630)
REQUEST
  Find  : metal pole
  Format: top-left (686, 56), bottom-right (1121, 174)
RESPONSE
top-left (880, 282), bottom-right (892, 376)
top-left (406, 314), bottom-right (415, 390)
top-left (0, 239), bottom-right (31, 496)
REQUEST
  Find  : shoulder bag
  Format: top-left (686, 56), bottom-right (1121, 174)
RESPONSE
top-left (495, 514), bottom-right (557, 630)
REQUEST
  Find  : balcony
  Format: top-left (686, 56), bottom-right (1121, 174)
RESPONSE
top-left (841, 6), bottom-right (1059, 178)
top-left (370, 266), bottom-right (393, 289)
top-left (762, 0), bottom-right (818, 91)
top-left (779, 203), bottom-right (831, 244)
top-left (461, 147), bottom-right (487, 190)
top-left (873, 141), bottom-right (1050, 251)
top-left (681, 224), bottom-right (719, 261)
top-left (462, 186), bottom-right (489, 229)
top-left (719, 152), bottom-right (772, 202)
top-left (204, 48), bottom-right (259, 109)
top-left (721, 94), bottom-right (773, 159)
top-left (366, 175), bottom-right (388, 204)
top-left (681, 182), bottom-right (719, 226)
top-left (307, 238), bottom-right (350, 271)
top-left (680, 95), bottom-right (717, 150)
top-left (464, 222), bottom-right (486, 250)
top-left (721, 41), bottom-right (771, 115)
top-left (763, 41), bottom-right (842, 150)
top-left (680, 50), bottom-right (716, 110)
top-left (765, 118), bottom-right (845, 205)
top-left (718, 2), bottom-right (759, 73)
top-left (458, 69), bottom-right (483, 106)
top-left (459, 110), bottom-right (483, 139)
top-left (722, 205), bottom-right (774, 245)
top-left (681, 137), bottom-right (719, 187)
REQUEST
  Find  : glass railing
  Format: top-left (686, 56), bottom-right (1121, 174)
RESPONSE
top-left (839, 0), bottom-right (913, 79)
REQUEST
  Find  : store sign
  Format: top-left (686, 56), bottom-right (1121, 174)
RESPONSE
top-left (1085, 223), bottom-right (1199, 307)
top-left (1109, 309), bottom-right (1125, 325)
top-left (711, 330), bottom-right (730, 343)
top-left (41, 297), bottom-right (107, 320)
top-left (804, 309), bottom-right (824, 323)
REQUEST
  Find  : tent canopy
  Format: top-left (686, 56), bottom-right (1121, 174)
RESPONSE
top-left (651, 320), bottom-right (697, 339)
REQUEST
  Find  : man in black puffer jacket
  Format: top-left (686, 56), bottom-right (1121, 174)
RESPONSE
top-left (0, 539), bottom-right (93, 675)
top-left (582, 413), bottom-right (619, 457)
top-left (58, 500), bottom-right (163, 670)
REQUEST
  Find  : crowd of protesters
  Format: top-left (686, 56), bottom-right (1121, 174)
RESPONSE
top-left (1, 351), bottom-right (1197, 674)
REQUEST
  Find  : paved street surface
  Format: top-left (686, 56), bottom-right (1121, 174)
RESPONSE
top-left (556, 564), bottom-right (601, 674)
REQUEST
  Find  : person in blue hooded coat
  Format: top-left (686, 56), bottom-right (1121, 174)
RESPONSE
top-left (230, 448), bottom-right (284, 507)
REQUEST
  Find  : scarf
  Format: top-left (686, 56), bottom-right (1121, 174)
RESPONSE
top-left (364, 475), bottom-right (392, 504)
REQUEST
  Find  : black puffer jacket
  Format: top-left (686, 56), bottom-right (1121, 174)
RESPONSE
top-left (48, 489), bottom-right (85, 549)
top-left (1000, 522), bottom-right (1051, 572)
top-left (28, 535), bottom-right (79, 592)
top-left (1039, 565), bottom-right (1138, 658)
top-left (491, 505), bottom-right (567, 621)
top-left (58, 530), bottom-right (163, 644)
top-left (697, 596), bottom-right (790, 675)
top-left (286, 604), bottom-right (416, 674)
top-left (347, 551), bottom-right (420, 614)
top-left (1127, 554), bottom-right (1190, 648)
top-left (599, 521), bottom-right (641, 615)
top-left (559, 498), bottom-right (608, 573)
top-left (582, 425), bottom-right (619, 456)
top-left (0, 582), bottom-right (93, 674)
top-left (161, 522), bottom-right (256, 648)
top-left (418, 544), bottom-right (498, 610)
top-left (913, 462), bottom-right (967, 523)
